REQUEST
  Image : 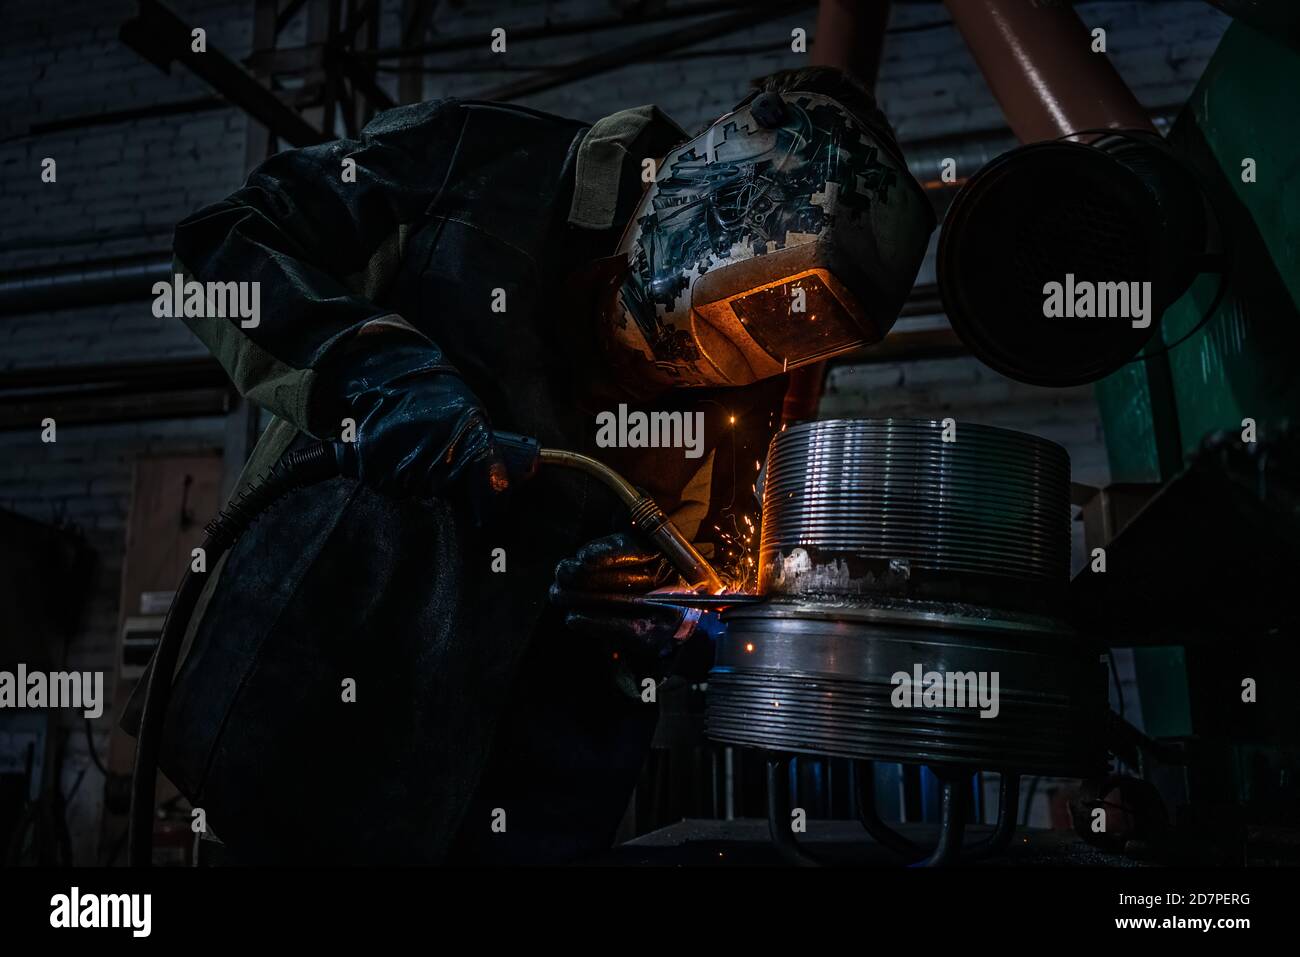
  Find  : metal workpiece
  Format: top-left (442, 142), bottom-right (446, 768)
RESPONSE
top-left (708, 600), bottom-right (1107, 777)
top-left (757, 419), bottom-right (1071, 610)
top-left (708, 417), bottom-right (1106, 791)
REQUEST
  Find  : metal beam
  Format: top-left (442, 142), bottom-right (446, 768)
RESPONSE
top-left (276, 0), bottom-right (311, 34)
top-left (0, 358), bottom-right (233, 431)
top-left (0, 254), bottom-right (172, 314)
top-left (120, 0), bottom-right (326, 147)
top-left (244, 43), bottom-right (327, 75)
top-left (361, 1), bottom-right (807, 60)
top-left (475, 1), bottom-right (808, 102)
top-left (782, 0), bottom-right (892, 424)
top-left (343, 55), bottom-right (397, 114)
top-left (809, 0), bottom-right (890, 80)
top-left (0, 357), bottom-right (223, 390)
top-left (223, 0), bottom-right (283, 496)
top-left (398, 0), bottom-right (438, 104)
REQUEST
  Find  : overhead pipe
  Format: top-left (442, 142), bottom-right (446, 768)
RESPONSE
top-left (0, 255), bottom-right (172, 314)
top-left (782, 0), bottom-right (893, 424)
top-left (942, 0), bottom-right (1156, 142)
top-left (808, 0), bottom-right (891, 81)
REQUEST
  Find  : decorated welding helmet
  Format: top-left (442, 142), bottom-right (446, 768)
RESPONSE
top-left (606, 89), bottom-right (935, 388)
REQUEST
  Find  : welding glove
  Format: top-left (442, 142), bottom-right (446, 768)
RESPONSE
top-left (324, 338), bottom-right (509, 512)
top-left (550, 532), bottom-right (723, 681)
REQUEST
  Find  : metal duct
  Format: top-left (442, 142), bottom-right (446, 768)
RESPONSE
top-left (936, 133), bottom-right (1211, 386)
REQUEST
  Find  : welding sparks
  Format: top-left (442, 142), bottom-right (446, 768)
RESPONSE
top-left (712, 509), bottom-right (759, 592)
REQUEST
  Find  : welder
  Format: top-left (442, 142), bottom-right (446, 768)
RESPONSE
top-left (130, 66), bottom-right (934, 864)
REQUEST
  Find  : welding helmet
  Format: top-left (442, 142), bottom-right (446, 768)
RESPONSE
top-left (604, 90), bottom-right (935, 389)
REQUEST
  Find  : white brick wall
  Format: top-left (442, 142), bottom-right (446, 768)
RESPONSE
top-left (0, 417), bottom-right (225, 864)
top-left (1, 0), bottom-right (253, 865)
top-left (1, 0), bottom-right (254, 274)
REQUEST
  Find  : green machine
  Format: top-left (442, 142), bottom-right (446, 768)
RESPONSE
top-left (1080, 13), bottom-right (1300, 861)
top-left (1097, 18), bottom-right (1300, 484)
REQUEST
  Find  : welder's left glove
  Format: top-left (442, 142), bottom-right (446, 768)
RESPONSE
top-left (319, 337), bottom-right (509, 523)
top-left (550, 532), bottom-right (722, 681)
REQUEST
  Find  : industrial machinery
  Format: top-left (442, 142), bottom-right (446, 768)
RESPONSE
top-left (705, 418), bottom-right (1108, 864)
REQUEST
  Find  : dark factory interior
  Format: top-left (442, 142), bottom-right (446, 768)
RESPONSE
top-left (1, 0), bottom-right (1298, 903)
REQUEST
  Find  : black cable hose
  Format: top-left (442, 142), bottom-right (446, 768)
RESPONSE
top-left (128, 441), bottom-right (339, 867)
top-left (84, 715), bottom-right (108, 776)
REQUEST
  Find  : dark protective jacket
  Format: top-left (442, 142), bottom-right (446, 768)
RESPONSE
top-left (155, 98), bottom-right (786, 864)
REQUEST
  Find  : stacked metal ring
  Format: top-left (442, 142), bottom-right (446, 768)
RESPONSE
top-left (707, 418), bottom-right (1106, 777)
top-left (757, 418), bottom-right (1071, 609)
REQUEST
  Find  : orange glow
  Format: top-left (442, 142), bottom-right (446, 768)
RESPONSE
top-left (728, 415), bottom-right (736, 425)
top-left (745, 642), bottom-right (755, 653)
top-left (712, 508), bottom-right (759, 592)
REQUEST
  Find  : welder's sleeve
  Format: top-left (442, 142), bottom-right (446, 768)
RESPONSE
top-left (171, 98), bottom-right (464, 436)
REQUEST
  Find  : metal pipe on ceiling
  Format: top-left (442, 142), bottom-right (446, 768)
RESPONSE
top-left (781, 0), bottom-right (893, 425)
top-left (0, 256), bottom-right (172, 314)
top-left (942, 0), bottom-right (1156, 142)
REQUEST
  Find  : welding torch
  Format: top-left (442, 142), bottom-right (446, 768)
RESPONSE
top-left (493, 432), bottom-right (725, 594)
top-left (129, 429), bottom-right (724, 867)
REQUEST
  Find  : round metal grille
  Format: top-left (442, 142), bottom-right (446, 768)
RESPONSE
top-left (936, 140), bottom-right (1176, 386)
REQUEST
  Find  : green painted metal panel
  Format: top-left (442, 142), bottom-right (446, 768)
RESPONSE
top-left (1132, 646), bottom-right (1194, 739)
top-left (1096, 360), bottom-right (1165, 483)
top-left (1096, 20), bottom-right (1300, 478)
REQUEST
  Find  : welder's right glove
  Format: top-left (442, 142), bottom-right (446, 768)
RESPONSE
top-left (323, 338), bottom-right (509, 509)
top-left (550, 532), bottom-right (722, 681)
